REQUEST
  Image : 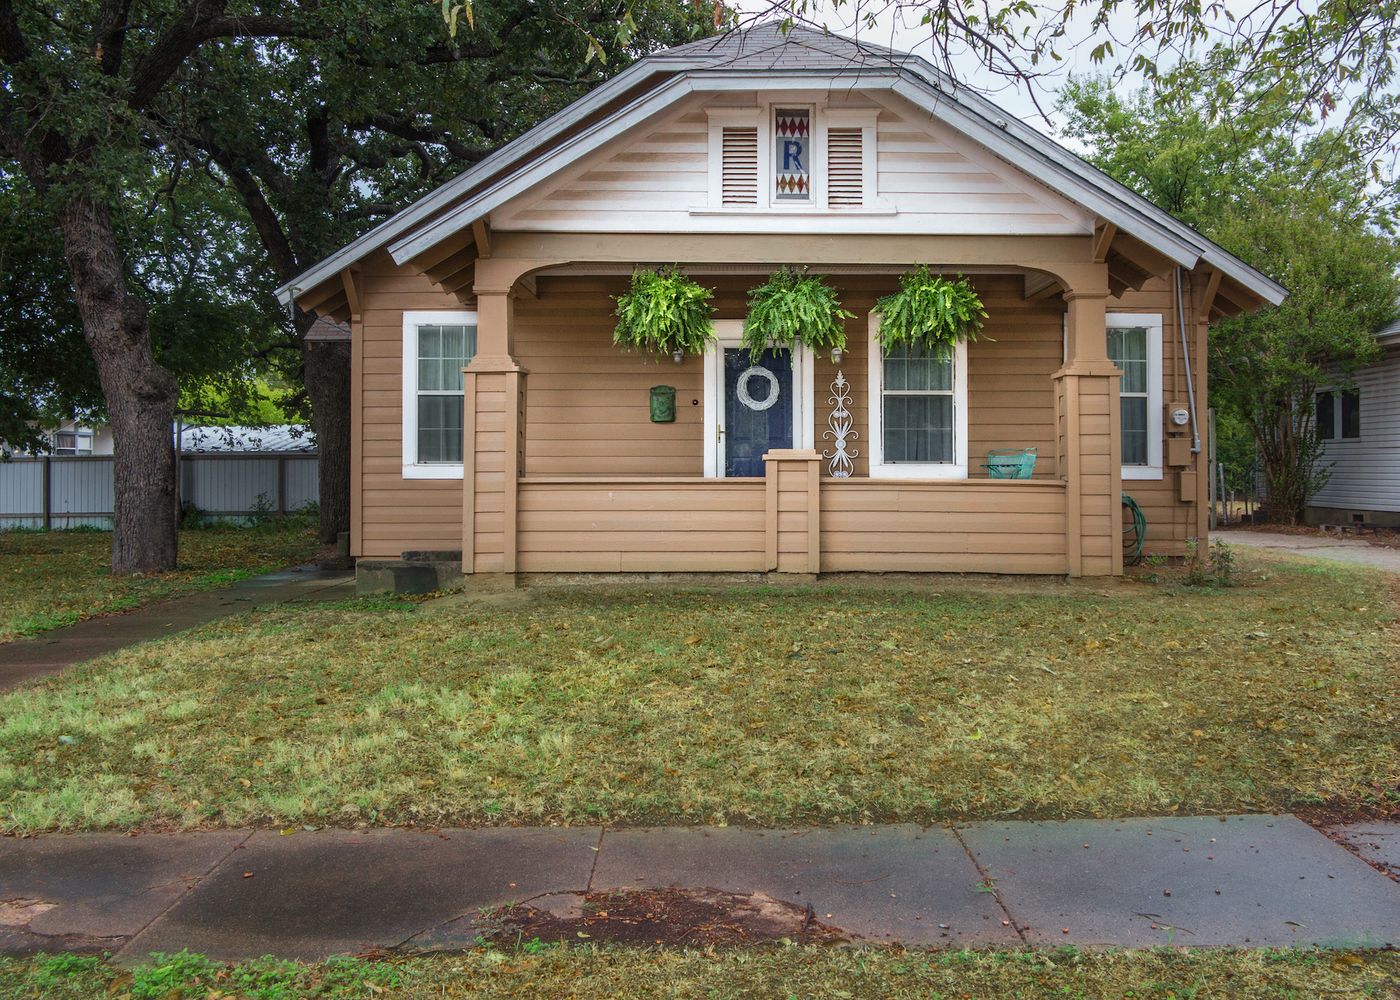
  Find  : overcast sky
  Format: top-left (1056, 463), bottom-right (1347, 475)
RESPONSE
top-left (729, 0), bottom-right (1200, 138)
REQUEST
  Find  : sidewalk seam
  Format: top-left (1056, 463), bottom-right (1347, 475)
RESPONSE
top-left (114, 830), bottom-right (255, 961)
top-left (950, 824), bottom-right (1027, 945)
top-left (587, 827), bottom-right (606, 891)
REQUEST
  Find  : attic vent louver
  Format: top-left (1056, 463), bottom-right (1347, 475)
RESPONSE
top-left (827, 127), bottom-right (864, 208)
top-left (721, 126), bottom-right (759, 205)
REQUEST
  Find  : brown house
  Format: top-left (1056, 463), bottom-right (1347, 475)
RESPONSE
top-left (276, 24), bottom-right (1283, 587)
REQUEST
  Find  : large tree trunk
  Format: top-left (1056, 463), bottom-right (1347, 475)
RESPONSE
top-left (303, 336), bottom-right (351, 545)
top-left (58, 195), bottom-right (180, 573)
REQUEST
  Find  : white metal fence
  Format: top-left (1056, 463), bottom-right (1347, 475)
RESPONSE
top-left (0, 454), bottom-right (319, 529)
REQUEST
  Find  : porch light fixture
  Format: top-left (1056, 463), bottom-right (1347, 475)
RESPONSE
top-left (830, 346), bottom-right (843, 364)
top-left (672, 348), bottom-right (685, 364)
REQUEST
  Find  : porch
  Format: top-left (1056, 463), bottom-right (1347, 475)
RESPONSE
top-left (448, 233), bottom-right (1129, 580)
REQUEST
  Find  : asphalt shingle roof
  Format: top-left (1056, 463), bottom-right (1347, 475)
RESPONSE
top-left (661, 22), bottom-right (916, 72)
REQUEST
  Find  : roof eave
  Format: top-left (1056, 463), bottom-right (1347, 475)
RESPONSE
top-left (274, 55), bottom-right (687, 307)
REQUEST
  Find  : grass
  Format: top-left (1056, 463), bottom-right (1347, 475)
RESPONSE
top-left (1, 947), bottom-right (1397, 999)
top-left (0, 549), bottom-right (1394, 832)
top-left (0, 520), bottom-right (322, 643)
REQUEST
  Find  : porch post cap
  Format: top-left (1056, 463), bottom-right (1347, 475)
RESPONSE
top-left (1053, 361), bottom-right (1122, 378)
top-left (762, 449), bottom-right (823, 461)
top-left (465, 356), bottom-right (528, 374)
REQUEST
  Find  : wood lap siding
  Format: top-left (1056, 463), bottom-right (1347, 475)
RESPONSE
top-left (515, 274), bottom-right (1066, 482)
top-left (516, 481), bottom-right (767, 572)
top-left (821, 481), bottom-right (1069, 573)
top-left (1114, 278), bottom-right (1193, 555)
top-left (358, 251), bottom-right (466, 558)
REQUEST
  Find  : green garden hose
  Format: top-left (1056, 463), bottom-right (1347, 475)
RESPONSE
top-left (1122, 492), bottom-right (1147, 566)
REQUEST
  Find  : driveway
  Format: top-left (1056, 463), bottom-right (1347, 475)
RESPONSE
top-left (1214, 529), bottom-right (1400, 573)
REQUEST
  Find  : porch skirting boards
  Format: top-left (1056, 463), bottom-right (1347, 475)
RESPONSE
top-left (457, 474), bottom-right (1080, 579)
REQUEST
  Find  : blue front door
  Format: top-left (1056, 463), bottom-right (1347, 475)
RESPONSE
top-left (724, 348), bottom-right (793, 476)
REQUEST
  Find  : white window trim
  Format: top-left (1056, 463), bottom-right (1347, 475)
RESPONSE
top-left (401, 310), bottom-right (477, 480)
top-left (703, 104), bottom-right (883, 214)
top-left (866, 313), bottom-right (968, 479)
top-left (1108, 312), bottom-right (1163, 481)
top-left (703, 319), bottom-right (814, 478)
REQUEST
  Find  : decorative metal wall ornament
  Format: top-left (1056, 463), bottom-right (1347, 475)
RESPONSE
top-left (823, 369), bottom-right (859, 477)
top-left (736, 365), bottom-right (780, 411)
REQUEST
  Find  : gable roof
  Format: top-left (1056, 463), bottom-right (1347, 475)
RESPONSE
top-left (277, 23), bottom-right (1285, 310)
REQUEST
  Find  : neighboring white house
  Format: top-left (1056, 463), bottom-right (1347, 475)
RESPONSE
top-left (30, 420), bottom-right (114, 456)
top-left (1307, 318), bottom-right (1400, 526)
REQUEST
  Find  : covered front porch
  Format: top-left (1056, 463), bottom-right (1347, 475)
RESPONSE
top-left (453, 231), bottom-right (1128, 579)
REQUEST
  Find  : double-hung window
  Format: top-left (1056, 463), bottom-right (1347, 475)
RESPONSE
top-left (1106, 313), bottom-right (1163, 480)
top-left (402, 311), bottom-right (477, 478)
top-left (867, 314), bottom-right (968, 478)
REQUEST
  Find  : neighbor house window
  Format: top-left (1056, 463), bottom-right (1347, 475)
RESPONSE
top-left (866, 314), bottom-right (968, 478)
top-left (1316, 389), bottom-right (1360, 440)
top-left (402, 311), bottom-right (477, 478)
top-left (1107, 313), bottom-right (1163, 480)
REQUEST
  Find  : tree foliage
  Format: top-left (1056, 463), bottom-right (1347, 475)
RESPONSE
top-left (1059, 65), bottom-right (1400, 523)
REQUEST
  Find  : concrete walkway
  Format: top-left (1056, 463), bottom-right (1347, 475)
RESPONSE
top-left (0, 565), bottom-right (354, 691)
top-left (0, 816), bottom-right (1394, 961)
top-left (1215, 529), bottom-right (1400, 573)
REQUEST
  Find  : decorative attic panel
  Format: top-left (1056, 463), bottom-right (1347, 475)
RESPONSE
top-left (490, 93), bottom-right (1093, 236)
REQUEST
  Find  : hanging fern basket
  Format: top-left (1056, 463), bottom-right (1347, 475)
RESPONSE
top-left (742, 266), bottom-right (853, 363)
top-left (873, 267), bottom-right (987, 357)
top-left (612, 266), bottom-right (717, 361)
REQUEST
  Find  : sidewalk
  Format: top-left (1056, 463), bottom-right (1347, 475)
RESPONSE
top-left (0, 565), bottom-right (354, 691)
top-left (0, 816), bottom-right (1394, 962)
top-left (1215, 528), bottom-right (1400, 573)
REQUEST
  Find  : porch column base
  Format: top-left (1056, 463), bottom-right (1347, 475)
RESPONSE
top-left (763, 449), bottom-right (822, 574)
top-left (461, 571), bottom-right (520, 592)
top-left (1054, 363), bottom-right (1123, 578)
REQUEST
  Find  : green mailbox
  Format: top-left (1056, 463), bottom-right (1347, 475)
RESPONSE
top-left (649, 385), bottom-right (676, 423)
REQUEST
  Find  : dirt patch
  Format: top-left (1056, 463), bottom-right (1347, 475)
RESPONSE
top-left (1296, 796), bottom-right (1400, 884)
top-left (478, 887), bottom-right (851, 947)
top-left (1228, 522), bottom-right (1400, 549)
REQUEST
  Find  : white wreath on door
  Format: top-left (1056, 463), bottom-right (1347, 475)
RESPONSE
top-left (736, 365), bottom-right (780, 411)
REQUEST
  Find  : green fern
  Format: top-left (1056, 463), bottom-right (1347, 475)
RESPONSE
top-left (742, 266), bottom-right (853, 363)
top-left (873, 267), bottom-right (987, 357)
top-left (612, 266), bottom-right (716, 359)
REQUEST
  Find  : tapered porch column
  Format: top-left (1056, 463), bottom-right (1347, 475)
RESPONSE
top-left (1054, 269), bottom-right (1123, 577)
top-left (462, 285), bottom-right (526, 585)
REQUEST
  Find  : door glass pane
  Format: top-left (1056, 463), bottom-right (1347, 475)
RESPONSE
top-left (1121, 397), bottom-right (1148, 465)
top-left (724, 348), bottom-right (793, 476)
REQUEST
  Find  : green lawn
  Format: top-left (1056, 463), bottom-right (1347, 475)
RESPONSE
top-left (0, 549), bottom-right (1394, 832)
top-left (0, 522), bottom-right (322, 643)
top-left (3, 947), bottom-right (1397, 999)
